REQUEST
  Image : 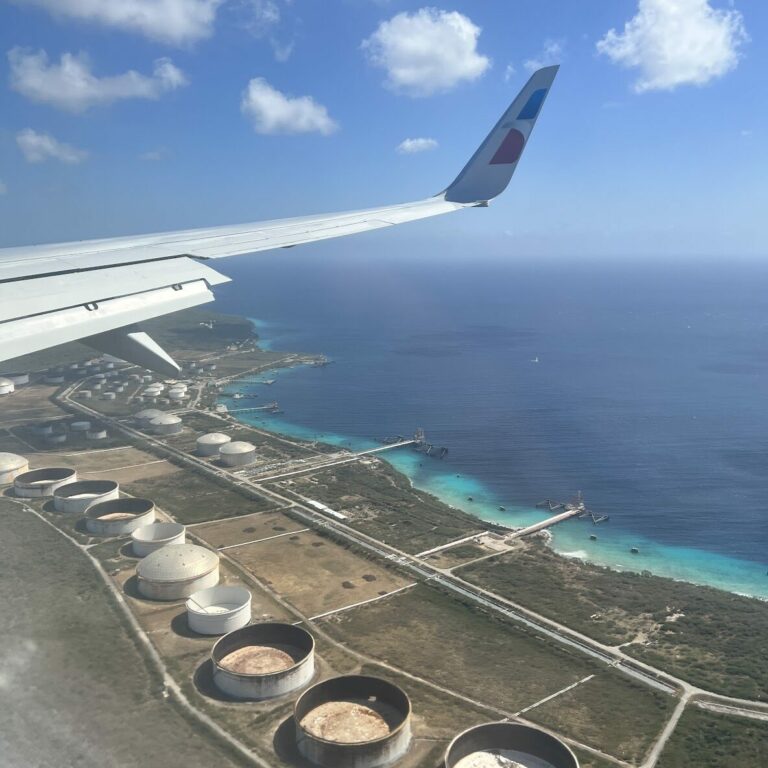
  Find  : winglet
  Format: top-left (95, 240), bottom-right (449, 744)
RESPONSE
top-left (442, 65), bottom-right (558, 204)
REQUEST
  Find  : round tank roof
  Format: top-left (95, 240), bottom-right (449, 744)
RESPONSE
top-left (220, 441), bottom-right (255, 455)
top-left (0, 377), bottom-right (13, 386)
top-left (135, 408), bottom-right (164, 420)
top-left (197, 432), bottom-right (232, 445)
top-left (137, 543), bottom-right (218, 582)
top-left (0, 452), bottom-right (27, 470)
top-left (151, 414), bottom-right (182, 426)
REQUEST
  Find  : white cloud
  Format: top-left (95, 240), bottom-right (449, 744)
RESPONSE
top-left (9, 49), bottom-right (188, 113)
top-left (140, 148), bottom-right (168, 161)
top-left (504, 63), bottom-right (516, 82)
top-left (241, 78), bottom-right (337, 135)
top-left (361, 8), bottom-right (490, 97)
top-left (524, 39), bottom-right (563, 73)
top-left (13, 0), bottom-right (222, 46)
top-left (597, 0), bottom-right (748, 93)
top-left (16, 128), bottom-right (88, 164)
top-left (396, 137), bottom-right (438, 154)
top-left (239, 0), bottom-right (280, 35)
top-left (0, 180), bottom-right (7, 195)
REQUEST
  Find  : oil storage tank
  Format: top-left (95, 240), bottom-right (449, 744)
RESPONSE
top-left (444, 722), bottom-right (579, 768)
top-left (0, 377), bottom-right (15, 395)
top-left (186, 585), bottom-right (252, 635)
top-left (136, 543), bottom-right (219, 600)
top-left (134, 408), bottom-right (164, 428)
top-left (53, 480), bottom-right (119, 513)
top-left (14, 467), bottom-right (77, 497)
top-left (131, 521), bottom-right (186, 556)
top-left (294, 675), bottom-right (412, 768)
top-left (150, 414), bottom-right (183, 435)
top-left (219, 441), bottom-right (256, 467)
top-left (0, 453), bottom-right (29, 484)
top-left (196, 432), bottom-right (232, 457)
top-left (85, 498), bottom-right (155, 536)
top-left (211, 623), bottom-right (314, 700)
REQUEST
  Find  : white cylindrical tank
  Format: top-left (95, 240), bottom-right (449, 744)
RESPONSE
top-left (186, 585), bottom-right (252, 635)
top-left (85, 498), bottom-right (155, 536)
top-left (150, 414), bottom-right (183, 435)
top-left (70, 421), bottom-right (91, 432)
top-left (86, 427), bottom-right (108, 441)
top-left (103, 392), bottom-right (116, 401)
top-left (196, 432), bottom-right (232, 457)
top-left (45, 431), bottom-right (67, 445)
top-left (0, 377), bottom-right (15, 395)
top-left (53, 480), bottom-right (119, 513)
top-left (79, 390), bottom-right (92, 399)
top-left (219, 441), bottom-right (256, 467)
top-left (168, 389), bottom-right (187, 401)
top-left (44, 374), bottom-right (65, 385)
top-left (1, 372), bottom-right (30, 386)
top-left (136, 543), bottom-right (220, 601)
top-left (134, 408), bottom-right (164, 427)
top-left (14, 467), bottom-right (77, 497)
top-left (0, 453), bottom-right (29, 484)
top-left (212, 623), bottom-right (315, 701)
top-left (131, 522), bottom-right (186, 556)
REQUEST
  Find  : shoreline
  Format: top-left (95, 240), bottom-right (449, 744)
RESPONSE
top-left (221, 318), bottom-right (768, 601)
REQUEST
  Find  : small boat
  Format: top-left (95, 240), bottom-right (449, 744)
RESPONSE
top-left (630, 547), bottom-right (640, 554)
top-left (531, 356), bottom-right (540, 363)
top-left (589, 534), bottom-right (598, 541)
top-left (467, 496), bottom-right (474, 502)
top-left (262, 379), bottom-right (276, 385)
top-left (498, 506), bottom-right (506, 512)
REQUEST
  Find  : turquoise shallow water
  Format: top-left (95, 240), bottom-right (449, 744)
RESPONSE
top-left (222, 353), bottom-right (768, 600)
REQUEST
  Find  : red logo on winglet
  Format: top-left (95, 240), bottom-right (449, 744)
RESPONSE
top-left (490, 129), bottom-right (525, 165)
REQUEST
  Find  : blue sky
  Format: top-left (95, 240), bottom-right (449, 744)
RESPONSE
top-left (0, 0), bottom-right (765, 259)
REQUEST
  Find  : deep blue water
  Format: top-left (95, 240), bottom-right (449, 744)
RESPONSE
top-left (213, 252), bottom-right (768, 597)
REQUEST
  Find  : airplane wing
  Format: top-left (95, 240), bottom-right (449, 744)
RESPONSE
top-left (0, 66), bottom-right (558, 376)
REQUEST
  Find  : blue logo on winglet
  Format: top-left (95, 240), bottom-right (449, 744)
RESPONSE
top-left (517, 89), bottom-right (548, 120)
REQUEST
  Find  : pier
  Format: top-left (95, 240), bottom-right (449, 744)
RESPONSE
top-left (507, 507), bottom-right (583, 540)
top-left (253, 439), bottom-right (416, 483)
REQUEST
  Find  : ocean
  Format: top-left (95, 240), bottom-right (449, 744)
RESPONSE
top-left (212, 251), bottom-right (768, 598)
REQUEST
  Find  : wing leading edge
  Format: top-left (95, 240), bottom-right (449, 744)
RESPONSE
top-left (0, 66), bottom-right (558, 375)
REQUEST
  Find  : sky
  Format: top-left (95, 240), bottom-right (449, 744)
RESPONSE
top-left (0, 0), bottom-right (765, 259)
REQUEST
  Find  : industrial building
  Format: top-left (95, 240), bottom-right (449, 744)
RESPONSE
top-left (211, 623), bottom-right (315, 700)
top-left (14, 467), bottom-right (77, 497)
top-left (150, 413), bottom-right (183, 435)
top-left (85, 498), bottom-right (155, 537)
top-left (444, 723), bottom-right (579, 768)
top-left (294, 675), bottom-right (412, 768)
top-left (186, 585), bottom-right (252, 635)
top-left (136, 543), bottom-right (219, 600)
top-left (219, 441), bottom-right (256, 467)
top-left (0, 452), bottom-right (29, 484)
top-left (53, 480), bottom-right (120, 513)
top-left (196, 432), bottom-right (232, 457)
top-left (0, 377), bottom-right (15, 395)
top-left (131, 521), bottom-right (186, 556)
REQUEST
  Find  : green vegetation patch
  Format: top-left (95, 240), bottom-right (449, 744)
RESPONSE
top-left (526, 669), bottom-right (673, 764)
top-left (287, 460), bottom-right (485, 553)
top-left (0, 499), bottom-right (248, 767)
top-left (123, 467), bottom-right (273, 523)
top-left (460, 541), bottom-right (768, 701)
top-left (656, 706), bottom-right (768, 768)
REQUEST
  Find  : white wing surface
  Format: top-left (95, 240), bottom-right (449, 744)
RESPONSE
top-left (0, 66), bottom-right (558, 375)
